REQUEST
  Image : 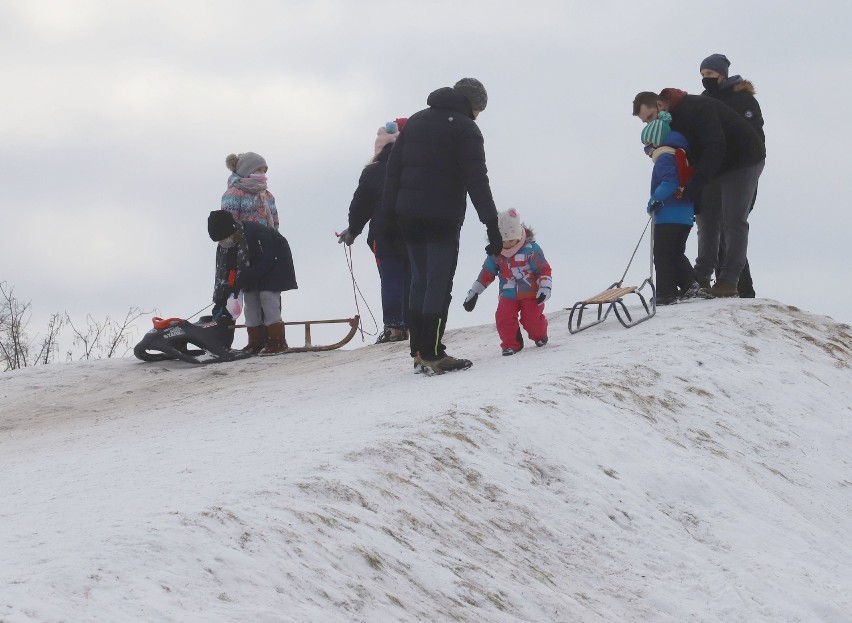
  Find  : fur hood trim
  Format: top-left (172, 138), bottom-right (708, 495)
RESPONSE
top-left (722, 76), bottom-right (757, 96)
top-left (732, 79), bottom-right (757, 95)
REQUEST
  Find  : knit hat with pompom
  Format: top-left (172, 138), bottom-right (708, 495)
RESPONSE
top-left (374, 121), bottom-right (400, 156)
top-left (640, 111), bottom-right (672, 147)
top-left (497, 208), bottom-right (524, 241)
top-left (225, 152), bottom-right (267, 178)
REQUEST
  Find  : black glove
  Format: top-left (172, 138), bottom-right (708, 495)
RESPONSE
top-left (462, 290), bottom-right (479, 312)
top-left (485, 219), bottom-right (502, 256)
top-left (647, 199), bottom-right (664, 214)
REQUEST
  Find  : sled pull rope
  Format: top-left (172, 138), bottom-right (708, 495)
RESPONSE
top-left (341, 243), bottom-right (378, 341)
top-left (617, 214), bottom-right (654, 287)
top-left (185, 302), bottom-right (212, 322)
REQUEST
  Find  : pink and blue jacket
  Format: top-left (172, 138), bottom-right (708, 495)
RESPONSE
top-left (472, 233), bottom-right (552, 301)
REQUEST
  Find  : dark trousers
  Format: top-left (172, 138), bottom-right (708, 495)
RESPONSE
top-left (400, 217), bottom-right (461, 360)
top-left (716, 184), bottom-right (758, 297)
top-left (717, 237), bottom-right (755, 297)
top-left (653, 223), bottom-right (695, 299)
top-left (374, 245), bottom-right (410, 329)
top-left (694, 160), bottom-right (764, 286)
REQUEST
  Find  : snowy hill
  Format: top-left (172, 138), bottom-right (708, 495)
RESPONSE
top-left (2, 299), bottom-right (851, 623)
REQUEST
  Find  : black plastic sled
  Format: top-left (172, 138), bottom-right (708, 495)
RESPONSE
top-left (134, 316), bottom-right (252, 365)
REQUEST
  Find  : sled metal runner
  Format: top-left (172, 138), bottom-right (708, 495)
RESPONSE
top-left (567, 280), bottom-right (656, 334)
top-left (237, 315), bottom-right (361, 355)
top-left (567, 215), bottom-right (657, 334)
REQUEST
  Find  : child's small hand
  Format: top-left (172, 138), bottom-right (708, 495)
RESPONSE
top-left (463, 290), bottom-right (479, 312)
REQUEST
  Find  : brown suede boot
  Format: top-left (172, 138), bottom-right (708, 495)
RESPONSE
top-left (260, 322), bottom-right (288, 355)
top-left (709, 281), bottom-right (739, 298)
top-left (242, 325), bottom-right (268, 355)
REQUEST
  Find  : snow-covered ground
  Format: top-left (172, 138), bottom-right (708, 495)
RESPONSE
top-left (2, 299), bottom-right (851, 623)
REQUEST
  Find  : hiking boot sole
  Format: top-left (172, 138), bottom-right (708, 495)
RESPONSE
top-left (417, 357), bottom-right (473, 376)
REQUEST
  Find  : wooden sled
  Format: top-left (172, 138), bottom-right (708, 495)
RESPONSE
top-left (567, 215), bottom-right (657, 334)
top-left (567, 280), bottom-right (656, 334)
top-left (235, 315), bottom-right (361, 354)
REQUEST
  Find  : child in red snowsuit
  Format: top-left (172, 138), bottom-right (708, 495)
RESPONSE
top-left (462, 209), bottom-right (552, 356)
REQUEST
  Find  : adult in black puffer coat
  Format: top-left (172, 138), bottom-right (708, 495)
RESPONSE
top-left (381, 78), bottom-right (502, 374)
top-left (337, 120), bottom-right (411, 343)
top-left (700, 53), bottom-right (766, 298)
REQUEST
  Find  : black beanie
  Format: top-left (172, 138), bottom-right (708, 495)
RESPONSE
top-left (700, 53), bottom-right (731, 78)
top-left (208, 210), bottom-right (237, 241)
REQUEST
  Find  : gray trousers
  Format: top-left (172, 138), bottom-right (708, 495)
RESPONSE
top-left (694, 160), bottom-right (765, 285)
top-left (243, 291), bottom-right (282, 327)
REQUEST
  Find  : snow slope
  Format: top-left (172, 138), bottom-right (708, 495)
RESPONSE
top-left (1, 299), bottom-right (851, 623)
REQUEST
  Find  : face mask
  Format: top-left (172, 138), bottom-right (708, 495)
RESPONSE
top-left (702, 77), bottom-right (720, 92)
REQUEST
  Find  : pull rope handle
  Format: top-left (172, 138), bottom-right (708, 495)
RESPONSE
top-left (340, 241), bottom-right (378, 341)
top-left (617, 214), bottom-right (654, 287)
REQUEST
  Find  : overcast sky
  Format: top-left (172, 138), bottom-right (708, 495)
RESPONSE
top-left (2, 0), bottom-right (851, 352)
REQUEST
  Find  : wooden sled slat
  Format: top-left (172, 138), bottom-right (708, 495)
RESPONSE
top-left (581, 286), bottom-right (637, 305)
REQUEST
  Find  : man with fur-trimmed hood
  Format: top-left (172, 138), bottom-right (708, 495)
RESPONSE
top-left (699, 53), bottom-right (765, 298)
top-left (700, 53), bottom-right (765, 143)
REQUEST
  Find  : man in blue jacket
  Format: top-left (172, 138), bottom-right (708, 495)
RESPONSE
top-left (382, 78), bottom-right (502, 375)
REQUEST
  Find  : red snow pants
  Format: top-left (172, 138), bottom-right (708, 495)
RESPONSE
top-left (495, 297), bottom-right (548, 350)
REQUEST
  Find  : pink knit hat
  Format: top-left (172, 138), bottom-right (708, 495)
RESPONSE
top-left (374, 121), bottom-right (400, 156)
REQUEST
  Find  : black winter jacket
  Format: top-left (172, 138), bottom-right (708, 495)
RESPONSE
top-left (669, 94), bottom-right (766, 187)
top-left (381, 87), bottom-right (498, 227)
top-left (702, 77), bottom-right (765, 144)
top-left (346, 144), bottom-right (403, 253)
top-left (213, 221), bottom-right (297, 306)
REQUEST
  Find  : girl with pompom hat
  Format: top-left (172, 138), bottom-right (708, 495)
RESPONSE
top-left (221, 152), bottom-right (279, 230)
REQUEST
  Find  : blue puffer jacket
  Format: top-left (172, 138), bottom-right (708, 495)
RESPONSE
top-left (648, 131), bottom-right (695, 226)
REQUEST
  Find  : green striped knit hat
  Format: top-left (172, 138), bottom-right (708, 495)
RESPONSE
top-left (640, 111), bottom-right (672, 147)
